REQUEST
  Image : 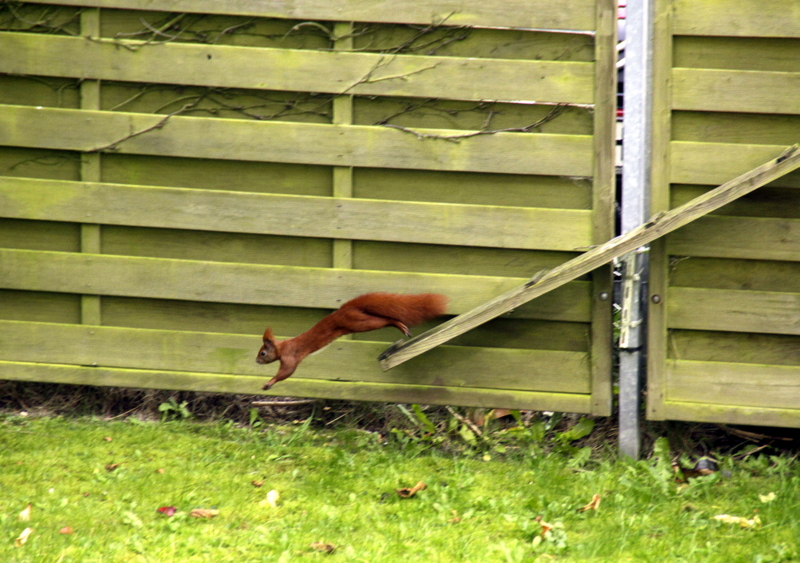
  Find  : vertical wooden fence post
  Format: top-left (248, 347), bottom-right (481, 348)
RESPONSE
top-left (79, 8), bottom-right (102, 326)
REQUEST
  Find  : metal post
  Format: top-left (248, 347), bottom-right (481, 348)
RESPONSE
top-left (619, 0), bottom-right (654, 459)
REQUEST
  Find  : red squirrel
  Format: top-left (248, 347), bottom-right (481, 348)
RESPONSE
top-left (256, 292), bottom-right (447, 390)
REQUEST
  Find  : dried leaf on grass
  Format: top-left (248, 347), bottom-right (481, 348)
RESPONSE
top-left (59, 526), bottom-right (74, 535)
top-left (712, 514), bottom-right (761, 529)
top-left (105, 463), bottom-right (120, 472)
top-left (251, 480), bottom-right (264, 488)
top-left (18, 503), bottom-right (32, 522)
top-left (759, 492), bottom-right (776, 504)
top-left (310, 541), bottom-right (336, 553)
top-left (189, 508), bottom-right (220, 518)
top-left (534, 515), bottom-right (554, 538)
top-left (15, 527), bottom-right (33, 547)
top-left (396, 481), bottom-right (426, 498)
top-left (578, 494), bottom-right (601, 512)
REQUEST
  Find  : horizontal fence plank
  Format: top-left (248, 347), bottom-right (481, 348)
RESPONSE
top-left (658, 401), bottom-right (800, 428)
top-left (667, 360), bottom-right (800, 410)
top-left (673, 0), bottom-right (800, 38)
top-left (668, 287), bottom-right (800, 336)
top-left (670, 141), bottom-right (799, 187)
top-left (0, 105), bottom-right (594, 177)
top-left (0, 249), bottom-right (593, 323)
top-left (669, 330), bottom-right (800, 367)
top-left (0, 177), bottom-right (593, 252)
top-left (668, 216), bottom-right (800, 262)
top-left (0, 321), bottom-right (591, 394)
top-left (0, 33), bottom-right (594, 104)
top-left (18, 0), bottom-right (597, 31)
top-left (672, 68), bottom-right (800, 115)
top-left (0, 361), bottom-right (593, 412)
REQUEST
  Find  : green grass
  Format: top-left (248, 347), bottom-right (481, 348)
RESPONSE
top-left (1, 414), bottom-right (797, 562)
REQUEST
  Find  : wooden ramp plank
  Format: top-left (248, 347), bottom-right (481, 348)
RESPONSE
top-left (379, 144), bottom-right (800, 369)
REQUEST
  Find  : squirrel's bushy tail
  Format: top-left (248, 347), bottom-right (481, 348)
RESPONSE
top-left (347, 292), bottom-right (447, 326)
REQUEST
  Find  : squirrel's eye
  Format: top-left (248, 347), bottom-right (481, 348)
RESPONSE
top-left (260, 350), bottom-right (266, 356)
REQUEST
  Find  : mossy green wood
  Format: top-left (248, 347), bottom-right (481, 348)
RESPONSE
top-left (670, 185), bottom-right (800, 218)
top-left (674, 37), bottom-right (800, 73)
top-left (0, 290), bottom-right (81, 324)
top-left (0, 105), bottom-right (593, 177)
top-left (661, 401), bottom-right (800, 428)
top-left (0, 218), bottom-right (80, 252)
top-left (670, 142), bottom-right (799, 187)
top-left (669, 330), bottom-right (800, 367)
top-left (101, 155), bottom-right (333, 196)
top-left (0, 249), bottom-right (593, 323)
top-left (669, 257), bottom-right (800, 293)
top-left (667, 216), bottom-right (800, 262)
top-left (0, 33), bottom-right (595, 104)
top-left (0, 177), bottom-right (593, 252)
top-left (17, 0), bottom-right (598, 31)
top-left (672, 69), bottom-right (800, 115)
top-left (668, 287), bottom-right (800, 335)
top-left (667, 360), bottom-right (800, 410)
top-left (672, 0), bottom-right (800, 38)
top-left (0, 321), bottom-right (591, 394)
top-left (0, 361), bottom-right (593, 412)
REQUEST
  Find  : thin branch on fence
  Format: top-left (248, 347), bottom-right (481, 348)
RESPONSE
top-left (379, 103), bottom-right (568, 143)
top-left (89, 93), bottom-right (208, 153)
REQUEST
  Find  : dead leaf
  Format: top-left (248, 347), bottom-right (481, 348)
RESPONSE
top-left (448, 509), bottom-right (462, 523)
top-left (15, 527), bottom-right (33, 547)
top-left (534, 515), bottom-right (554, 538)
top-left (310, 541), bottom-right (336, 553)
top-left (712, 514), bottom-right (761, 529)
top-left (103, 436), bottom-right (113, 442)
top-left (59, 526), bottom-right (74, 535)
top-left (157, 506), bottom-right (177, 517)
top-left (396, 481), bottom-right (426, 498)
top-left (18, 503), bottom-right (32, 522)
top-left (759, 492), bottom-right (776, 504)
top-left (251, 480), bottom-right (264, 488)
top-left (189, 508), bottom-right (219, 519)
top-left (578, 494), bottom-right (601, 512)
top-left (105, 463), bottom-right (120, 472)
top-left (156, 468), bottom-right (165, 474)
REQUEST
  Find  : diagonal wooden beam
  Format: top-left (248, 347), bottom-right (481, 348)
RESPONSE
top-left (379, 144), bottom-right (800, 370)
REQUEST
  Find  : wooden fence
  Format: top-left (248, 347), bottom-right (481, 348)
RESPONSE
top-left (647, 0), bottom-right (800, 427)
top-left (0, 1), bottom-right (617, 414)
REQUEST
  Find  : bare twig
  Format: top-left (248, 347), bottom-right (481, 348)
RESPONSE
top-left (446, 406), bottom-right (485, 439)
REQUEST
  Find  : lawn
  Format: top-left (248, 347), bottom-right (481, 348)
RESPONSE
top-left (1, 412), bottom-right (797, 562)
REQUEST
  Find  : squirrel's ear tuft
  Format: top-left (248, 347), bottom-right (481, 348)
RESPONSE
top-left (263, 327), bottom-right (275, 343)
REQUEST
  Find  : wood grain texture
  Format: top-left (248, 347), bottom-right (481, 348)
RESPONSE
top-left (659, 401), bottom-right (800, 428)
top-left (672, 68), bottom-right (800, 115)
top-left (672, 0), bottom-right (800, 38)
top-left (0, 321), bottom-right (591, 394)
top-left (0, 33), bottom-right (594, 104)
top-left (668, 287), bottom-right (800, 336)
top-left (0, 177), bottom-right (593, 252)
top-left (0, 361), bottom-right (593, 413)
top-left (17, 0), bottom-right (598, 31)
top-left (668, 216), bottom-right (800, 262)
top-left (667, 360), bottom-right (800, 410)
top-left (380, 145), bottom-right (800, 369)
top-left (670, 142), bottom-right (799, 187)
top-left (0, 249), bottom-right (593, 322)
top-left (0, 105), bottom-right (593, 177)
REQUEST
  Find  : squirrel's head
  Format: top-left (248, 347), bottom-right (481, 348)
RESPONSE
top-left (256, 328), bottom-right (280, 365)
